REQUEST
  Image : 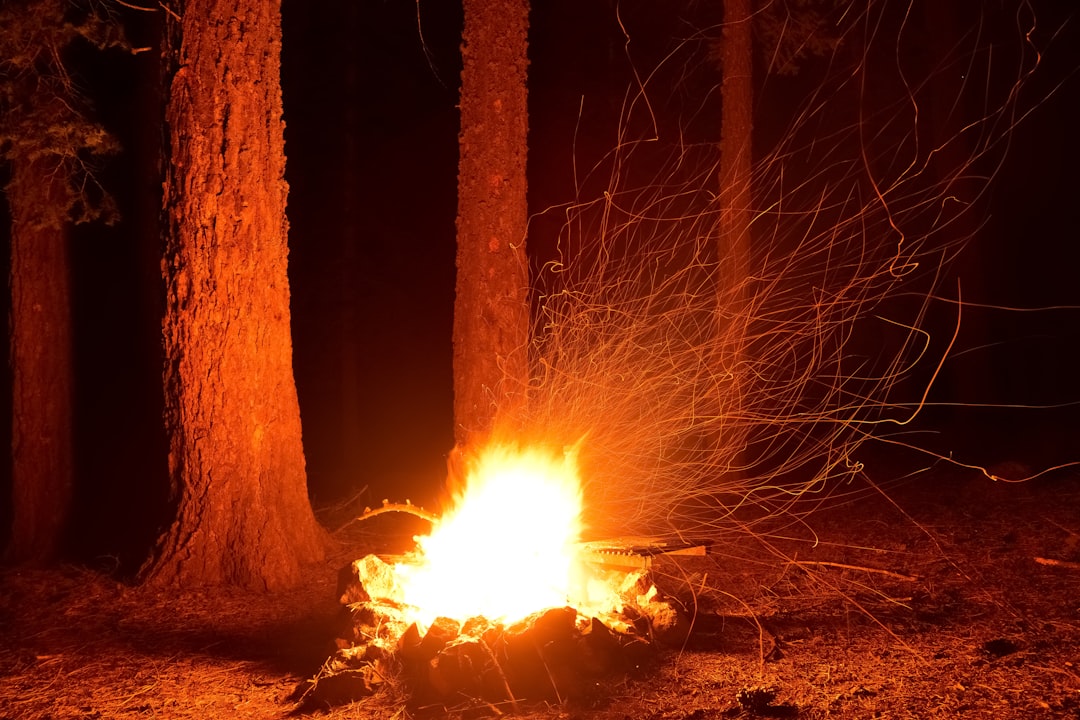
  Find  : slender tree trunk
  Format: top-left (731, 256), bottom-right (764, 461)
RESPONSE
top-left (5, 156), bottom-right (73, 563)
top-left (718, 0), bottom-right (753, 309)
top-left (140, 0), bottom-right (324, 590)
top-left (338, 0), bottom-right (364, 483)
top-left (716, 0), bottom-right (754, 470)
top-left (453, 0), bottom-right (532, 450)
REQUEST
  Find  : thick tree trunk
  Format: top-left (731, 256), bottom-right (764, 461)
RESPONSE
top-left (453, 0), bottom-right (532, 450)
top-left (5, 156), bottom-right (74, 563)
top-left (141, 0), bottom-right (324, 589)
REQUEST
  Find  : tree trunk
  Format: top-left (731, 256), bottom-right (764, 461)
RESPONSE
top-left (141, 0), bottom-right (324, 590)
top-left (453, 0), bottom-right (532, 450)
top-left (718, 0), bottom-right (753, 313)
top-left (5, 156), bottom-right (74, 563)
top-left (716, 0), bottom-right (754, 470)
top-left (337, 0), bottom-right (365, 486)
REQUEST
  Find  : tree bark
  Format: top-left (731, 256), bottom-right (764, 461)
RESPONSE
top-left (453, 0), bottom-right (532, 450)
top-left (1, 0), bottom-right (105, 565)
top-left (718, 0), bottom-right (753, 305)
top-left (716, 0), bottom-right (754, 470)
top-left (141, 0), bottom-right (324, 589)
top-left (5, 155), bottom-right (74, 563)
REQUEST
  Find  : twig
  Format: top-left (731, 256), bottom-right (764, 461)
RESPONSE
top-left (1029, 663), bottom-right (1080, 683)
top-left (788, 560), bottom-right (917, 582)
top-left (1034, 556), bottom-right (1080, 570)
top-left (476, 637), bottom-right (517, 715)
top-left (319, 485), bottom-right (370, 528)
top-left (357, 501), bottom-right (439, 525)
top-left (112, 0), bottom-right (157, 10)
top-left (158, 1), bottom-right (180, 21)
top-left (116, 682), bottom-right (159, 709)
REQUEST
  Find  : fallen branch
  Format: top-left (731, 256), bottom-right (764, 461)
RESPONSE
top-left (1034, 556), bottom-right (1080, 570)
top-left (358, 501), bottom-right (439, 525)
top-left (332, 500), bottom-right (439, 533)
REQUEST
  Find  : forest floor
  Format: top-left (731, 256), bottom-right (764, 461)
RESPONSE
top-left (1, 447), bottom-right (1079, 720)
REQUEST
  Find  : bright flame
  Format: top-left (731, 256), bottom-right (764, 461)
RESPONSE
top-left (395, 442), bottom-right (585, 627)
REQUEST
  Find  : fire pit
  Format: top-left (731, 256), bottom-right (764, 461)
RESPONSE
top-left (291, 441), bottom-right (712, 714)
top-left (294, 534), bottom-right (710, 712)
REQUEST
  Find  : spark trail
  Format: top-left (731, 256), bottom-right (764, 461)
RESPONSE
top-left (489, 0), bottom-right (1065, 542)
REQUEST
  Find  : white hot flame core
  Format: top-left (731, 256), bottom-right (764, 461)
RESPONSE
top-left (395, 443), bottom-right (589, 628)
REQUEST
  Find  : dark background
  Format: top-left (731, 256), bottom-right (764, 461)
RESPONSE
top-left (1, 0), bottom-right (1078, 569)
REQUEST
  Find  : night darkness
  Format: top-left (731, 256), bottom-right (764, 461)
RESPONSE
top-left (2, 0), bottom-right (1079, 569)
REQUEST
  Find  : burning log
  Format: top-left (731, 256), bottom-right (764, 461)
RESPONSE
top-left (294, 543), bottom-right (693, 714)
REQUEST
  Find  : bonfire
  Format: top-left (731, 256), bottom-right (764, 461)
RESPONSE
top-left (296, 441), bottom-right (702, 712)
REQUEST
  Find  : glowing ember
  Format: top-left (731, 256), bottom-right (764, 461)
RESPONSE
top-left (394, 442), bottom-right (588, 628)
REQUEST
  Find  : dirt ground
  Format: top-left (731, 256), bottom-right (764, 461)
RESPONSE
top-left (2, 456), bottom-right (1078, 720)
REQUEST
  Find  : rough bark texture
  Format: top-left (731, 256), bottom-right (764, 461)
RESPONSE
top-left (5, 156), bottom-right (74, 563)
top-left (453, 0), bottom-right (532, 450)
top-left (142, 0), bottom-right (324, 589)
